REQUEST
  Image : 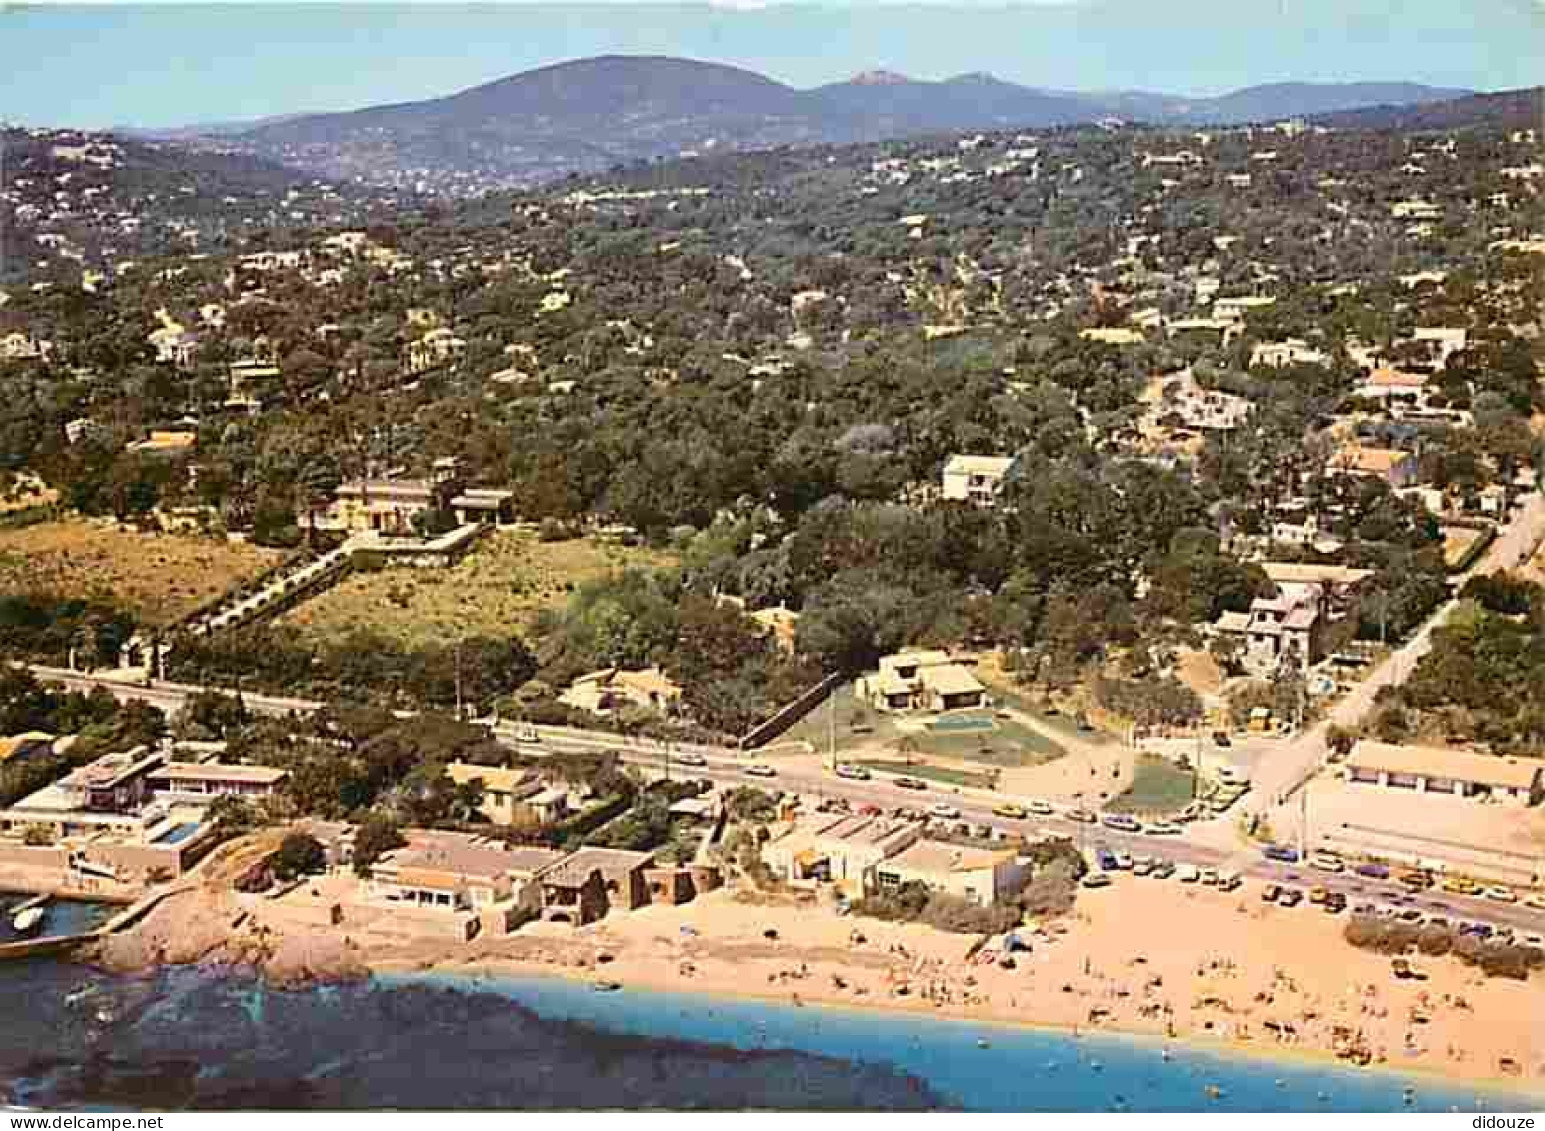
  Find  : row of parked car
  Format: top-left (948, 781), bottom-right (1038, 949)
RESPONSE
top-left (1082, 847), bottom-right (1242, 890)
top-left (1260, 846), bottom-right (1545, 909)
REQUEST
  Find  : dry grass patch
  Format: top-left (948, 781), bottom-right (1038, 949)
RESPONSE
top-left (281, 531), bottom-right (678, 648)
top-left (0, 520), bottom-right (283, 627)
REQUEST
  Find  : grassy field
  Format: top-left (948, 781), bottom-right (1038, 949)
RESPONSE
top-left (281, 531), bottom-right (678, 648)
top-left (0, 520), bottom-right (282, 627)
top-left (1107, 755), bottom-right (1197, 815)
top-left (855, 760), bottom-right (999, 789)
top-left (785, 681), bottom-right (1067, 769)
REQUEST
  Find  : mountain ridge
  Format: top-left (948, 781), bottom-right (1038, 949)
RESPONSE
top-left (153, 56), bottom-right (1484, 191)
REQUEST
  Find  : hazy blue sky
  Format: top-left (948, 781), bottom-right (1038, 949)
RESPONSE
top-left (3, 1), bottom-right (1541, 128)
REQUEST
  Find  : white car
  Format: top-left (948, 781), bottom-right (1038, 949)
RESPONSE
top-left (1522, 933), bottom-right (1545, 949)
top-left (929, 803), bottom-right (961, 820)
top-left (744, 763), bottom-right (777, 778)
top-left (1081, 873), bottom-right (1113, 889)
top-left (1200, 867), bottom-right (1219, 886)
top-left (1310, 852), bottom-right (1345, 873)
top-left (1522, 893), bottom-right (1545, 911)
top-left (1483, 886), bottom-right (1518, 904)
top-left (1026, 799), bottom-right (1055, 816)
top-left (673, 751), bottom-right (708, 768)
top-left (1177, 864), bottom-right (1201, 883)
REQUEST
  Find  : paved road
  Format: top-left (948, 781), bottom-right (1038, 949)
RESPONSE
top-left (24, 658), bottom-right (1545, 934)
top-left (1246, 490), bottom-right (1545, 818)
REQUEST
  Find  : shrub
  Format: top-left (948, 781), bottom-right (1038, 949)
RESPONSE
top-left (273, 832), bottom-right (326, 881)
top-left (1416, 925), bottom-right (1454, 956)
top-left (918, 892), bottom-right (1020, 935)
top-left (352, 815), bottom-right (406, 878)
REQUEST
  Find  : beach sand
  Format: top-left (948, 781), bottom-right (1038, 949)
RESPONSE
top-left (91, 871), bottom-right (1545, 1095)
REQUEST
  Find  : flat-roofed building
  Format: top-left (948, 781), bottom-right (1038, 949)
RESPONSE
top-left (369, 830), bottom-right (564, 912)
top-left (765, 814), bottom-right (922, 894)
top-left (535, 846), bottom-right (654, 924)
top-left (1344, 741), bottom-right (1543, 806)
top-left (872, 839), bottom-right (1028, 906)
top-left (147, 761), bottom-right (288, 804)
top-left (941, 454), bottom-right (1016, 506)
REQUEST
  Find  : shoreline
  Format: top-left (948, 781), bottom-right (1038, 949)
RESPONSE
top-left (76, 873), bottom-right (1545, 1104)
top-left (367, 953), bottom-right (1545, 1105)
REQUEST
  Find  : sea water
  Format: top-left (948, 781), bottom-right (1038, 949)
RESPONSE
top-left (1, 957), bottom-right (1540, 1111)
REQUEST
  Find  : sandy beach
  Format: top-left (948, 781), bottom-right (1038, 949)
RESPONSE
top-left (90, 865), bottom-right (1545, 1097)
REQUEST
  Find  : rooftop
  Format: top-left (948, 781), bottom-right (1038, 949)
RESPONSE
top-left (148, 762), bottom-right (288, 785)
top-left (1347, 740), bottom-right (1544, 791)
top-left (885, 838), bottom-right (1015, 874)
top-left (538, 846), bottom-right (654, 888)
top-left (377, 830), bottom-right (564, 882)
top-left (943, 454), bottom-right (1015, 478)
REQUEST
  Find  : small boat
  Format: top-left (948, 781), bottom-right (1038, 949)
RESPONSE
top-left (1205, 1085), bottom-right (1225, 1100)
top-left (10, 907), bottom-right (45, 935)
top-left (591, 980), bottom-right (623, 993)
top-left (976, 1038), bottom-right (991, 1050)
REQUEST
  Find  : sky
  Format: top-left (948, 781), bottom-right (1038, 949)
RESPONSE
top-left (2, 0), bottom-right (1541, 129)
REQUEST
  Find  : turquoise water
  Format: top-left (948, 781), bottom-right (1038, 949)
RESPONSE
top-left (394, 971), bottom-right (1545, 1113)
top-left (0, 894), bottom-right (116, 943)
top-left (153, 822), bottom-right (202, 845)
top-left (927, 714), bottom-right (996, 733)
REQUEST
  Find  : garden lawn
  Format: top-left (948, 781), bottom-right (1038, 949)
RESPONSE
top-left (0, 520), bottom-right (282, 627)
top-left (281, 531), bottom-right (678, 648)
top-left (1106, 754), bottom-right (1197, 815)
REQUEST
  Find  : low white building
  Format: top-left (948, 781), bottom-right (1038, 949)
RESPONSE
top-left (941, 454), bottom-right (1016, 506)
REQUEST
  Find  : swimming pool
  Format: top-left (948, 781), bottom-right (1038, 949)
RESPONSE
top-left (927, 714), bottom-right (996, 733)
top-left (154, 821), bottom-right (202, 845)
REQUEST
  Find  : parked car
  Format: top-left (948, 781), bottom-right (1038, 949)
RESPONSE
top-left (1400, 869), bottom-right (1436, 891)
top-left (1484, 886), bottom-right (1518, 904)
top-left (1324, 892), bottom-right (1348, 914)
top-left (928, 803), bottom-right (961, 820)
top-left (1442, 876), bottom-right (1481, 896)
top-left (1262, 844), bottom-right (1300, 864)
top-left (1397, 908), bottom-right (1424, 924)
top-left (1065, 808), bottom-right (1097, 824)
top-left (1150, 860), bottom-right (1177, 880)
top-left (1524, 893), bottom-right (1545, 911)
top-left (1145, 822), bottom-right (1183, 836)
top-left (1308, 886), bottom-right (1328, 905)
top-left (1026, 799), bottom-right (1055, 816)
top-left (673, 751), bottom-right (708, 768)
top-left (1132, 856), bottom-right (1155, 877)
top-left (1177, 864), bottom-right (1201, 883)
top-left (1261, 882), bottom-right (1282, 902)
top-left (1277, 888), bottom-right (1304, 907)
top-left (1114, 851), bottom-right (1133, 870)
top-left (1309, 852), bottom-right (1345, 873)
top-left (834, 763), bottom-right (871, 781)
top-left (1096, 848), bottom-right (1119, 872)
top-left (893, 776), bottom-right (928, 791)
top-left (1211, 731), bottom-right (1232, 747)
top-left (1353, 862), bottom-right (1390, 880)
top-left (1200, 867), bottom-right (1219, 886)
top-left (1217, 871), bottom-right (1242, 892)
top-left (992, 802), bottom-right (1028, 820)
top-left (744, 763), bottom-right (777, 778)
top-left (1081, 873), bottom-right (1113, 889)
top-left (1103, 813), bottom-right (1142, 833)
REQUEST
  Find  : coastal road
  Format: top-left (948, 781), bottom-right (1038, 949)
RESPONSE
top-left (23, 665), bottom-right (1545, 933)
top-left (1245, 489), bottom-right (1545, 820)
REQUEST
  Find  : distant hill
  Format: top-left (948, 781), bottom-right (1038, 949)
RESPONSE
top-left (179, 55), bottom-right (1481, 191)
top-left (808, 72), bottom-right (1093, 134)
top-left (1311, 86), bottom-right (1542, 131)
